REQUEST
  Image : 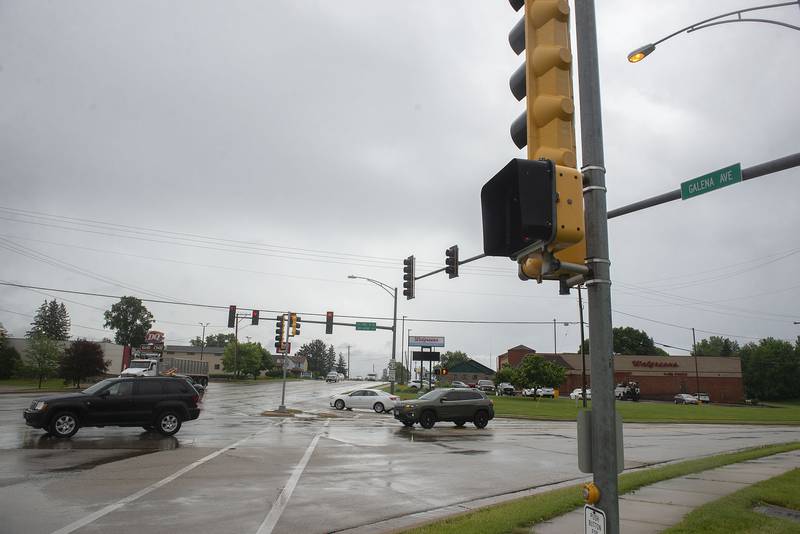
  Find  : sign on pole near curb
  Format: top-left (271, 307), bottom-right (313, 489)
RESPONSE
top-left (680, 163), bottom-right (742, 200)
top-left (585, 505), bottom-right (606, 534)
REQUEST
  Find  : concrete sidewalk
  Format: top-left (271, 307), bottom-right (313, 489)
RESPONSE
top-left (532, 449), bottom-right (800, 533)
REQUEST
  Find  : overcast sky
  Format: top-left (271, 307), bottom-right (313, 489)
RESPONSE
top-left (1, 1), bottom-right (798, 376)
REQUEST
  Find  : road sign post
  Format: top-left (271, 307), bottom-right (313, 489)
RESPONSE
top-left (680, 163), bottom-right (742, 200)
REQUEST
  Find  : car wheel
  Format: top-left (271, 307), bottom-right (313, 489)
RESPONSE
top-left (419, 410), bottom-right (436, 429)
top-left (156, 411), bottom-right (182, 436)
top-left (454, 420), bottom-right (465, 427)
top-left (373, 402), bottom-right (385, 413)
top-left (473, 410), bottom-right (489, 429)
top-left (49, 412), bottom-right (79, 438)
top-left (334, 399), bottom-right (345, 410)
top-left (402, 421), bottom-right (414, 428)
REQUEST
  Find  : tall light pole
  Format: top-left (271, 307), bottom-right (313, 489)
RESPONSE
top-left (347, 275), bottom-right (398, 393)
top-left (627, 2), bottom-right (800, 63)
top-left (198, 322), bottom-right (210, 361)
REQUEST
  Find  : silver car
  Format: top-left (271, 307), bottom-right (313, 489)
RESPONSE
top-left (330, 389), bottom-right (399, 413)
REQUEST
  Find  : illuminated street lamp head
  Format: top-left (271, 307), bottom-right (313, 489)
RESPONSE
top-left (627, 43), bottom-right (656, 63)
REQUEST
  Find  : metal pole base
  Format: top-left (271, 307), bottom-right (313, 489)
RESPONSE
top-left (277, 405), bottom-right (287, 412)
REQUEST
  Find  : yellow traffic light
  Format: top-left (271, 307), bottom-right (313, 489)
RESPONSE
top-left (521, 0), bottom-right (576, 167)
top-left (290, 313), bottom-right (301, 336)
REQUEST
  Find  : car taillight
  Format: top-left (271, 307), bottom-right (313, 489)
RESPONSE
top-left (389, 396), bottom-right (398, 401)
top-left (192, 394), bottom-right (199, 403)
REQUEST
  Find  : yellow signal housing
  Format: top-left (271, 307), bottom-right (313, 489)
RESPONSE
top-left (520, 0), bottom-right (584, 280)
top-left (524, 0), bottom-right (576, 168)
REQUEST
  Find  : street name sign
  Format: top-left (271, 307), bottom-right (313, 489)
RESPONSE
top-left (680, 163), bottom-right (742, 200)
top-left (584, 505), bottom-right (606, 534)
top-left (355, 322), bottom-right (377, 331)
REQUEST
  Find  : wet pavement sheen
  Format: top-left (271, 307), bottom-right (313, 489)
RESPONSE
top-left (1, 380), bottom-right (799, 534)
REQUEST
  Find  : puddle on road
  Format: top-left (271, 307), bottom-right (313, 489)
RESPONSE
top-left (50, 450), bottom-right (157, 472)
top-left (21, 432), bottom-right (180, 451)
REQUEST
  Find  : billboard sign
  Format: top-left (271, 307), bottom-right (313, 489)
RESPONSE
top-left (408, 336), bottom-right (445, 347)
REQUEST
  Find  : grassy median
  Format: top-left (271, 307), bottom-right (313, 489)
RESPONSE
top-left (401, 442), bottom-right (800, 534)
top-left (664, 468), bottom-right (800, 534)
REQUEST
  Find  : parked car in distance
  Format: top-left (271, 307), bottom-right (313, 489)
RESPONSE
top-left (394, 388), bottom-right (495, 429)
top-left (450, 381), bottom-right (469, 388)
top-left (569, 388), bottom-right (591, 400)
top-left (476, 380), bottom-right (495, 393)
top-left (326, 372), bottom-right (340, 383)
top-left (693, 392), bottom-right (711, 403)
top-left (537, 387), bottom-right (555, 398)
top-left (674, 393), bottom-right (699, 405)
top-left (330, 389), bottom-right (399, 413)
top-left (497, 383), bottom-right (516, 396)
top-left (23, 376), bottom-right (201, 438)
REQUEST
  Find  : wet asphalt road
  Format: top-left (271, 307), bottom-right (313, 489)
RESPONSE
top-left (1, 380), bottom-right (799, 534)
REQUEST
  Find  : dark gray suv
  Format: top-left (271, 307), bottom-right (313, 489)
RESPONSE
top-left (394, 388), bottom-right (494, 429)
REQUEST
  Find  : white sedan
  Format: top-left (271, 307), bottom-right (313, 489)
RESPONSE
top-left (330, 389), bottom-right (399, 413)
top-left (570, 388), bottom-right (591, 400)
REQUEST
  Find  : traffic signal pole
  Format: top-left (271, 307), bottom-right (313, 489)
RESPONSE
top-left (575, 0), bottom-right (620, 531)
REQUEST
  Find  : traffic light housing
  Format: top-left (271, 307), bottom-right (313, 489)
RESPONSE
top-left (227, 305), bottom-right (236, 328)
top-left (402, 255), bottom-right (415, 300)
top-left (275, 315), bottom-right (285, 348)
top-left (325, 311), bottom-right (334, 334)
top-left (508, 0), bottom-right (576, 168)
top-left (290, 313), bottom-right (301, 336)
top-left (251, 309), bottom-right (259, 325)
top-left (445, 245), bottom-right (459, 279)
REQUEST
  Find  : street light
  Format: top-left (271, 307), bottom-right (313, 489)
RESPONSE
top-left (627, 2), bottom-right (800, 63)
top-left (348, 274), bottom-right (398, 394)
top-left (198, 322), bottom-right (210, 361)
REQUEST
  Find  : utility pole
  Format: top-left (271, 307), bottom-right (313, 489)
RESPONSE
top-left (692, 327), bottom-right (700, 397)
top-left (401, 315), bottom-right (406, 383)
top-left (553, 318), bottom-right (558, 354)
top-left (198, 322), bottom-right (209, 361)
top-left (575, 0), bottom-right (620, 530)
top-left (347, 345), bottom-right (350, 379)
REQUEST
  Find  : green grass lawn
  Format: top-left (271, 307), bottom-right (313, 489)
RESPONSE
top-left (664, 468), bottom-right (800, 534)
top-left (0, 378), bottom-right (80, 391)
top-left (402, 442), bottom-right (800, 534)
top-left (386, 387), bottom-right (800, 425)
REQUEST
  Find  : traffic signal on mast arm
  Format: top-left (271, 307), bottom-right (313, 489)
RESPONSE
top-left (445, 245), bottom-right (459, 279)
top-left (227, 305), bottom-right (236, 328)
top-left (290, 313), bottom-right (301, 336)
top-left (275, 315), bottom-right (285, 349)
top-left (402, 255), bottom-right (415, 300)
top-left (325, 311), bottom-right (334, 334)
top-left (251, 309), bottom-right (260, 325)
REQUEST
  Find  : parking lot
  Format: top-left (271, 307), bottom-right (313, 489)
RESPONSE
top-left (2, 380), bottom-right (799, 534)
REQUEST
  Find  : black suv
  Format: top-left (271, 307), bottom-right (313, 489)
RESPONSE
top-left (394, 388), bottom-right (494, 429)
top-left (23, 377), bottom-right (202, 438)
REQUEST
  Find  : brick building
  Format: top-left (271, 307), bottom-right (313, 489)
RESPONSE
top-left (497, 346), bottom-right (745, 403)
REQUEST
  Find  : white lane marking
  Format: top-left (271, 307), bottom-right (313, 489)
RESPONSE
top-left (51, 420), bottom-right (287, 534)
top-left (256, 419), bottom-right (330, 534)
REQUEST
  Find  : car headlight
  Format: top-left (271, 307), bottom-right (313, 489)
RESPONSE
top-left (403, 404), bottom-right (413, 411)
top-left (34, 401), bottom-right (47, 411)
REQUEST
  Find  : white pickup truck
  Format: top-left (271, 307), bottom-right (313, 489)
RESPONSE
top-left (121, 357), bottom-right (209, 386)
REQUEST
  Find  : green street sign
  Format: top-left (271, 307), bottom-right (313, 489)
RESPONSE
top-left (681, 163), bottom-right (742, 200)
top-left (355, 322), bottom-right (377, 331)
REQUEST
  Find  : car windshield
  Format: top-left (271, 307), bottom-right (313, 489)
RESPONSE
top-left (82, 379), bottom-right (116, 395)
top-left (128, 361), bottom-right (151, 368)
top-left (418, 389), bottom-right (445, 401)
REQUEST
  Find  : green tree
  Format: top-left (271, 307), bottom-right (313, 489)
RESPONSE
top-left (189, 333), bottom-right (236, 348)
top-left (580, 326), bottom-right (668, 356)
top-left (27, 299), bottom-right (71, 341)
top-left (739, 337), bottom-right (800, 400)
top-left (103, 297), bottom-right (154, 347)
top-left (325, 345), bottom-right (336, 375)
top-left (441, 350), bottom-right (470, 369)
top-left (494, 365), bottom-right (520, 388)
top-left (59, 339), bottom-right (108, 388)
top-left (0, 323), bottom-right (23, 379)
top-left (692, 336), bottom-right (740, 357)
top-left (297, 339), bottom-right (331, 376)
top-left (260, 349), bottom-right (274, 374)
top-left (336, 353), bottom-right (347, 375)
top-left (222, 342), bottom-right (265, 379)
top-left (517, 354), bottom-right (567, 388)
top-left (25, 335), bottom-right (62, 388)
